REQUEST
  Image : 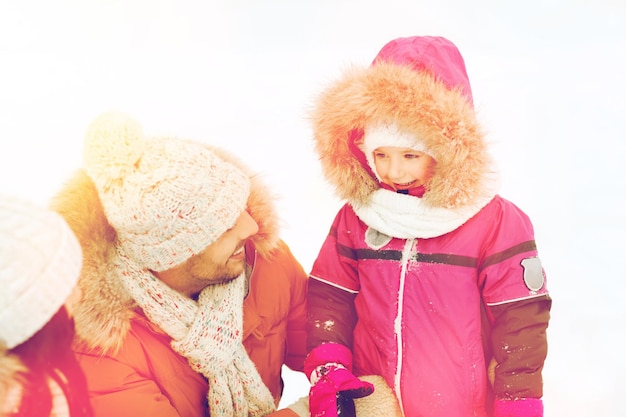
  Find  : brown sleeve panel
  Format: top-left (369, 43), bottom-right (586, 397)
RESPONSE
top-left (306, 278), bottom-right (357, 353)
top-left (488, 294), bottom-right (552, 399)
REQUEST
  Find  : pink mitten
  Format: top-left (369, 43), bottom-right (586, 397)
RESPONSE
top-left (494, 398), bottom-right (543, 417)
top-left (304, 343), bottom-right (374, 417)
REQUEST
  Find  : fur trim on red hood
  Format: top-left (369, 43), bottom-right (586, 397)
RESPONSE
top-left (50, 147), bottom-right (280, 355)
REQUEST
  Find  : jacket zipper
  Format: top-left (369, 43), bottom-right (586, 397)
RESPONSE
top-left (394, 238), bottom-right (415, 417)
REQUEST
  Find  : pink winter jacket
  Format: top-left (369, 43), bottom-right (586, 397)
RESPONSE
top-left (308, 197), bottom-right (550, 417)
top-left (306, 36), bottom-right (551, 417)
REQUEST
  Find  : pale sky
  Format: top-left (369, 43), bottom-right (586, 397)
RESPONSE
top-left (1, 1), bottom-right (625, 415)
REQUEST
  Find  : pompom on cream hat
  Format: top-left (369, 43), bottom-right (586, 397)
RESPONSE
top-left (0, 195), bottom-right (82, 349)
top-left (83, 111), bottom-right (250, 272)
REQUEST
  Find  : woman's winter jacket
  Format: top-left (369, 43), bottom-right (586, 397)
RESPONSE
top-left (306, 36), bottom-right (551, 417)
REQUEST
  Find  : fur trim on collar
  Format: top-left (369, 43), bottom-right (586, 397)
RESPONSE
top-left (50, 148), bottom-right (280, 355)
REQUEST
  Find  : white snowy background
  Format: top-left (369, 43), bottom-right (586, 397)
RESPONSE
top-left (1, 1), bottom-right (625, 415)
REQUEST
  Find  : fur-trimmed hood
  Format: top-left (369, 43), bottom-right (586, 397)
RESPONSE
top-left (50, 146), bottom-right (280, 355)
top-left (310, 36), bottom-right (498, 218)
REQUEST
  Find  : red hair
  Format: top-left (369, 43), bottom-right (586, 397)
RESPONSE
top-left (10, 307), bottom-right (92, 417)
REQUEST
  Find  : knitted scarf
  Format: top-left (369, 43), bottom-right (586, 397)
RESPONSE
top-left (115, 247), bottom-right (275, 417)
top-left (352, 188), bottom-right (496, 239)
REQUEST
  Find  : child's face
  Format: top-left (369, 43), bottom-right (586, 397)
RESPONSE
top-left (373, 146), bottom-right (436, 192)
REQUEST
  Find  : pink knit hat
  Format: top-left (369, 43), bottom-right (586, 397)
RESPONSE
top-left (83, 112), bottom-right (250, 272)
top-left (0, 195), bottom-right (82, 349)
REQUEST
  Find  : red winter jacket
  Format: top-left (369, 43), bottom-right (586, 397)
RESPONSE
top-left (51, 149), bottom-right (308, 417)
top-left (73, 239), bottom-right (307, 417)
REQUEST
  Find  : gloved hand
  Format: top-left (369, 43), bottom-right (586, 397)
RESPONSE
top-left (494, 398), bottom-right (543, 417)
top-left (304, 343), bottom-right (374, 417)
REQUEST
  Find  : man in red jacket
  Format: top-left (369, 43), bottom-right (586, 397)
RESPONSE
top-left (51, 111), bottom-right (308, 417)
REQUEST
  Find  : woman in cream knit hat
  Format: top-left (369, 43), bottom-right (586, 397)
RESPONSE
top-left (0, 195), bottom-right (91, 417)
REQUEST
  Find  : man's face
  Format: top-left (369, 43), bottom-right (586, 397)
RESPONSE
top-left (155, 210), bottom-right (259, 297)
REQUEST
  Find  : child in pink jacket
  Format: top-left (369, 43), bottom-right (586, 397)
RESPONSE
top-left (304, 36), bottom-right (551, 417)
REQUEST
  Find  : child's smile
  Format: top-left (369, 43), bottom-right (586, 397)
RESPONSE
top-left (372, 146), bottom-right (436, 192)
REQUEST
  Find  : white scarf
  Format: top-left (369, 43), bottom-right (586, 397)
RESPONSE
top-left (352, 188), bottom-right (495, 239)
top-left (116, 248), bottom-right (275, 417)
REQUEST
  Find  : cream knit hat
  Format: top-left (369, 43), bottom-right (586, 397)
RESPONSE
top-left (83, 111), bottom-right (250, 272)
top-left (0, 195), bottom-right (82, 349)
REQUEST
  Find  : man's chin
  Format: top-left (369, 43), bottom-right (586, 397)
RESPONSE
top-left (226, 259), bottom-right (245, 274)
top-left (218, 267), bottom-right (245, 284)
top-left (216, 276), bottom-right (238, 285)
